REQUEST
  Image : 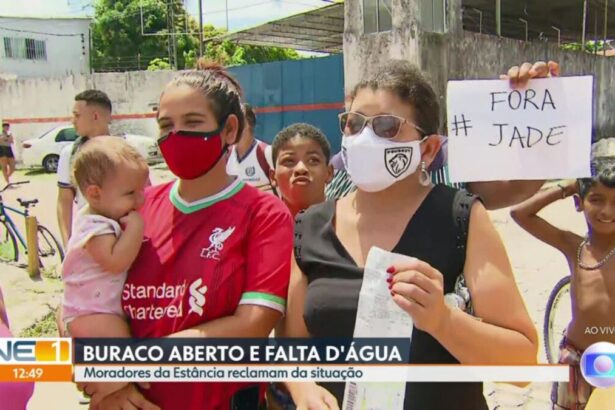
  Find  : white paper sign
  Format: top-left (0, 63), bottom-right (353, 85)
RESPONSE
top-left (342, 247), bottom-right (414, 410)
top-left (446, 76), bottom-right (593, 182)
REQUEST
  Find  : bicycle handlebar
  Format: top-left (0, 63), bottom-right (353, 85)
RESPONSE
top-left (0, 180), bottom-right (30, 194)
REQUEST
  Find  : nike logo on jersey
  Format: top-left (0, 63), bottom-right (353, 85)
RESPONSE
top-left (188, 278), bottom-right (208, 316)
top-left (201, 226), bottom-right (236, 260)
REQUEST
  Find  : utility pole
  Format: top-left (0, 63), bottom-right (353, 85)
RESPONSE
top-left (164, 1), bottom-right (179, 69)
top-left (582, 0), bottom-right (588, 46)
top-left (594, 8), bottom-right (599, 55)
top-left (472, 8), bottom-right (482, 34)
top-left (198, 0), bottom-right (204, 57)
top-left (519, 18), bottom-right (528, 42)
top-left (552, 26), bottom-right (561, 47)
top-left (170, 2), bottom-right (177, 69)
top-left (495, 0), bottom-right (501, 36)
top-left (167, 1), bottom-right (173, 68)
top-left (604, 0), bottom-right (609, 56)
top-left (226, 0), bottom-right (229, 31)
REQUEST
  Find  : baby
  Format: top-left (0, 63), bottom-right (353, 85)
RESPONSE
top-left (62, 136), bottom-right (149, 338)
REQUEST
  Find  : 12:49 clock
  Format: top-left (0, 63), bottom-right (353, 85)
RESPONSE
top-left (12, 367), bottom-right (44, 380)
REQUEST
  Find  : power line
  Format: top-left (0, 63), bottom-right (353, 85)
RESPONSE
top-left (86, 0), bottom-right (189, 21)
top-left (67, 0), bottom-right (94, 12)
top-left (0, 26), bottom-right (84, 37)
top-left (278, 0), bottom-right (325, 8)
top-left (196, 0), bottom-right (278, 17)
top-left (0, 0), bottom-right (328, 40)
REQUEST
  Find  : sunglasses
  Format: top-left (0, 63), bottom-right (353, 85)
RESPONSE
top-left (338, 112), bottom-right (427, 140)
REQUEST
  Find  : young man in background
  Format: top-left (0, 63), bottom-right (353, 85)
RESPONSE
top-left (57, 90), bottom-right (113, 246)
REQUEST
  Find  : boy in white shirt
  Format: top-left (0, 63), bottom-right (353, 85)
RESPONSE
top-left (226, 103), bottom-right (275, 193)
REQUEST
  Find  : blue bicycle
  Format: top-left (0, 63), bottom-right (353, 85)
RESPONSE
top-left (543, 275), bottom-right (571, 363)
top-left (0, 181), bottom-right (64, 273)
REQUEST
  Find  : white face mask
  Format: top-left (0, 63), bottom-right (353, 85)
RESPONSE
top-left (342, 127), bottom-right (424, 192)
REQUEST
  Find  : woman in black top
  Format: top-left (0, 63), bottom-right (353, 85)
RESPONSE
top-left (277, 60), bottom-right (541, 410)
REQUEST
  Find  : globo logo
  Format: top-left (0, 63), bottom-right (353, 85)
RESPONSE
top-left (580, 342), bottom-right (615, 388)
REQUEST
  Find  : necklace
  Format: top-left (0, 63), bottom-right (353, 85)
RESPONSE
top-left (576, 236), bottom-right (615, 270)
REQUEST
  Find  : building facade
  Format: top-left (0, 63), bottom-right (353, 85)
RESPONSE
top-left (0, 16), bottom-right (91, 78)
top-left (343, 0), bottom-right (615, 138)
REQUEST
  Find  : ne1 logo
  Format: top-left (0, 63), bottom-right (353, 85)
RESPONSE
top-left (0, 338), bottom-right (71, 364)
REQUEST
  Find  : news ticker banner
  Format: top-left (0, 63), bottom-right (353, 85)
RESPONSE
top-left (0, 338), bottom-right (72, 382)
top-left (2, 338), bottom-right (615, 387)
top-left (74, 365), bottom-right (568, 383)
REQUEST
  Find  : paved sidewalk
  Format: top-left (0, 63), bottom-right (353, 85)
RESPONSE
top-left (484, 195), bottom-right (585, 409)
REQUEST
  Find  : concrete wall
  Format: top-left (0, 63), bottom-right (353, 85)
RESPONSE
top-left (0, 17), bottom-right (91, 79)
top-left (0, 70), bottom-right (172, 160)
top-left (343, 0), bottom-right (615, 139)
top-left (90, 70), bottom-right (174, 137)
top-left (0, 56), bottom-right (346, 160)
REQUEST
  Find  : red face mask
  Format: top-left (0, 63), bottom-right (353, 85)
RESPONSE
top-left (158, 126), bottom-right (228, 180)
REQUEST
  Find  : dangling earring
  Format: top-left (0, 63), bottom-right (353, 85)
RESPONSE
top-left (419, 161), bottom-right (430, 186)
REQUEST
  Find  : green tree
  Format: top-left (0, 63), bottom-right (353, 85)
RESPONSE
top-left (147, 57), bottom-right (171, 71)
top-left (92, 0), bottom-right (197, 71)
top-left (92, 0), bottom-right (301, 72)
top-left (193, 25), bottom-right (300, 68)
top-left (560, 40), bottom-right (609, 54)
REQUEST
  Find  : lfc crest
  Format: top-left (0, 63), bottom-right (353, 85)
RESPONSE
top-left (201, 226), bottom-right (236, 260)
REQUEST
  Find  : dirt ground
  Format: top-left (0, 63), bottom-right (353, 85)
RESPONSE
top-left (0, 168), bottom-right (588, 409)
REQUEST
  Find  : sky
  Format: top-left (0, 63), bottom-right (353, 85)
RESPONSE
top-left (0, 0), bottom-right (332, 32)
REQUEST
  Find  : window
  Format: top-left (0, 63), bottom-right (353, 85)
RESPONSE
top-left (3, 37), bottom-right (22, 59)
top-left (34, 40), bottom-right (47, 60)
top-left (364, 0), bottom-right (392, 34)
top-left (2, 37), bottom-right (46, 61)
top-left (25, 38), bottom-right (35, 59)
top-left (55, 128), bottom-right (78, 143)
top-left (419, 0), bottom-right (447, 33)
top-left (3, 37), bottom-right (9, 57)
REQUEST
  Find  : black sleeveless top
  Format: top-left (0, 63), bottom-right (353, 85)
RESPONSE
top-left (294, 185), bottom-right (488, 410)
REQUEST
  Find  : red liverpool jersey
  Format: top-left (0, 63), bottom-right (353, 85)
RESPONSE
top-left (122, 178), bottom-right (293, 409)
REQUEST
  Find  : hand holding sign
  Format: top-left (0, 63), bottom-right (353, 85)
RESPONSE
top-left (446, 69), bottom-right (593, 183)
top-left (500, 61), bottom-right (560, 86)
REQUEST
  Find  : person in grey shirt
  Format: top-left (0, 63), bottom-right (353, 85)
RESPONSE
top-left (0, 122), bottom-right (16, 185)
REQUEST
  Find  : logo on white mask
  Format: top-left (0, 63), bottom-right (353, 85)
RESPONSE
top-left (342, 127), bottom-right (424, 192)
top-left (385, 147), bottom-right (413, 177)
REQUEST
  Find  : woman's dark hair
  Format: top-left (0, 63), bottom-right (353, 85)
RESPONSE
top-left (578, 157), bottom-right (615, 198)
top-left (350, 59), bottom-right (440, 136)
top-left (167, 58), bottom-right (245, 142)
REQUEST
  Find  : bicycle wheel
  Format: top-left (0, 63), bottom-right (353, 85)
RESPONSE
top-left (0, 219), bottom-right (18, 263)
top-left (37, 225), bottom-right (64, 275)
top-left (543, 275), bottom-right (572, 364)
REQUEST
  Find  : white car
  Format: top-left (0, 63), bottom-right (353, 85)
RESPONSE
top-left (21, 126), bottom-right (162, 172)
